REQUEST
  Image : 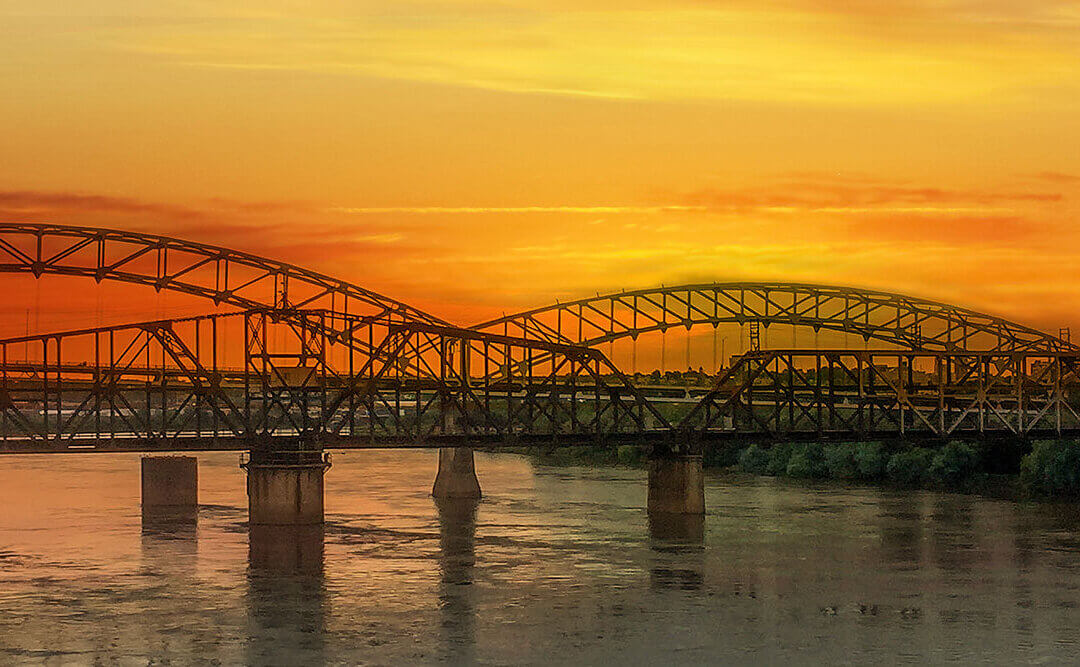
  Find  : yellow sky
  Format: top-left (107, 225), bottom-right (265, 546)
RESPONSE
top-left (2, 0), bottom-right (1080, 334)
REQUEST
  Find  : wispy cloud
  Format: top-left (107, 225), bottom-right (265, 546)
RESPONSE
top-left (680, 174), bottom-right (1066, 213)
top-left (95, 1), bottom-right (1080, 107)
top-left (844, 214), bottom-right (1040, 244)
top-left (330, 205), bottom-right (706, 214)
top-left (327, 173), bottom-right (1070, 219)
top-left (0, 189), bottom-right (415, 267)
top-left (1031, 171), bottom-right (1080, 184)
top-left (0, 190), bottom-right (206, 220)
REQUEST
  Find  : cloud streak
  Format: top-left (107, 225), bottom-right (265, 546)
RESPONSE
top-left (99, 1), bottom-right (1080, 107)
top-left (330, 205), bottom-right (706, 214)
top-left (0, 190), bottom-right (416, 269)
top-left (322, 174), bottom-right (1071, 221)
top-left (680, 175), bottom-right (1067, 213)
top-left (1032, 171), bottom-right (1080, 184)
top-left (0, 190), bottom-right (206, 220)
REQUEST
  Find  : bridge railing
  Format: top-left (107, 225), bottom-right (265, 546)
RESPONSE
top-left (679, 350), bottom-right (1080, 439)
top-left (0, 308), bottom-right (673, 451)
top-left (318, 320), bottom-right (672, 444)
top-left (5, 309), bottom-right (1080, 452)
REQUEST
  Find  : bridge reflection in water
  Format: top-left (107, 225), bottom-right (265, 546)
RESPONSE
top-left (246, 525), bottom-right (327, 664)
top-left (140, 504), bottom-right (198, 578)
top-left (2, 223), bottom-right (1080, 533)
top-left (435, 497), bottom-right (480, 664)
top-left (648, 511), bottom-right (705, 592)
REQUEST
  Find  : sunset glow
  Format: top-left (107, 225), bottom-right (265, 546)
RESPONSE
top-left (9, 7), bottom-right (1080, 663)
top-left (3, 0), bottom-right (1080, 332)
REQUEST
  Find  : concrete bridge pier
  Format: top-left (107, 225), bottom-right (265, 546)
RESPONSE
top-left (647, 454), bottom-right (705, 516)
top-left (648, 512), bottom-right (705, 542)
top-left (432, 447), bottom-right (482, 499)
top-left (242, 450), bottom-right (332, 526)
top-left (141, 456), bottom-right (198, 523)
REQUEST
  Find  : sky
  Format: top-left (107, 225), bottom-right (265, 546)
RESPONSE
top-left (2, 0), bottom-right (1080, 337)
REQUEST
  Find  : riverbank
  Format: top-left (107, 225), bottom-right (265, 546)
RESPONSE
top-left (520, 440), bottom-right (1080, 501)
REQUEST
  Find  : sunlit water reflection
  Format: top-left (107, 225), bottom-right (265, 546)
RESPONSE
top-left (3, 450), bottom-right (1080, 664)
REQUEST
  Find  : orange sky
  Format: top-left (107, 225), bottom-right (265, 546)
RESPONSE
top-left (2, 0), bottom-right (1080, 336)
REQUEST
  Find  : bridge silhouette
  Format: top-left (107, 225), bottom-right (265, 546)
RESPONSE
top-left (2, 223), bottom-right (1078, 522)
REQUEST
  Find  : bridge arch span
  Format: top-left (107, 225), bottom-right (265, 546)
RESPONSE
top-left (0, 222), bottom-right (445, 328)
top-left (471, 282), bottom-right (1072, 353)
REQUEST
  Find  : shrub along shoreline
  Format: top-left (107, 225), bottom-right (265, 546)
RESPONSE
top-left (521, 440), bottom-right (1080, 500)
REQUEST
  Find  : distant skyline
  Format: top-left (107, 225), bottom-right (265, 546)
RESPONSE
top-left (3, 1), bottom-right (1079, 333)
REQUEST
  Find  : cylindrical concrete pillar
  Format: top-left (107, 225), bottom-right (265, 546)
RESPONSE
top-left (245, 462), bottom-right (330, 526)
top-left (432, 447), bottom-right (482, 499)
top-left (141, 456), bottom-right (198, 509)
top-left (647, 454), bottom-right (705, 515)
top-left (648, 512), bottom-right (705, 542)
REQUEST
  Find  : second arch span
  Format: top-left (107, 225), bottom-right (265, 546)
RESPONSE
top-left (472, 282), bottom-right (1073, 353)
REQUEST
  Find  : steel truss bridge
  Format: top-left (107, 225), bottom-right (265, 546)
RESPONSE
top-left (1, 223), bottom-right (1078, 455)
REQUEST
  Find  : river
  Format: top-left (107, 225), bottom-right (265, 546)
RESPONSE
top-left (2, 450), bottom-right (1080, 664)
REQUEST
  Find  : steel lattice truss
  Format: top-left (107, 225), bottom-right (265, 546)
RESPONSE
top-left (472, 283), bottom-right (1072, 352)
top-left (680, 350), bottom-right (1080, 440)
top-left (2, 224), bottom-right (1077, 453)
top-left (0, 310), bottom-right (673, 453)
top-left (0, 223), bottom-right (448, 358)
top-left (3, 311), bottom-right (1080, 452)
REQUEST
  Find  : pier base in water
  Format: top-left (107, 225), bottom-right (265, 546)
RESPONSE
top-left (432, 448), bottom-right (482, 499)
top-left (244, 455), bottom-right (331, 526)
top-left (647, 454), bottom-right (705, 515)
top-left (141, 456), bottom-right (198, 520)
top-left (648, 512), bottom-right (705, 542)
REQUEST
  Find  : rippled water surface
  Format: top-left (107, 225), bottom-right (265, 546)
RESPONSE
top-left (4, 451), bottom-right (1080, 664)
